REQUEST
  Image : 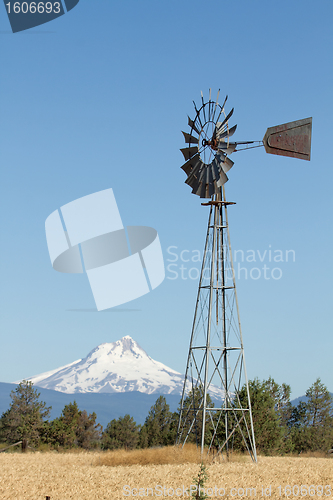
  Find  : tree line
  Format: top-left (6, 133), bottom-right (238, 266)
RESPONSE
top-left (0, 377), bottom-right (332, 454)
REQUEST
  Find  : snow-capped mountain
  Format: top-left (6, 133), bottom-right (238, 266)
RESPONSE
top-left (21, 336), bottom-right (185, 395)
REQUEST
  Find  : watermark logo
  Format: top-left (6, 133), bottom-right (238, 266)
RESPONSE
top-left (3, 0), bottom-right (80, 33)
top-left (166, 246), bottom-right (295, 282)
top-left (123, 483), bottom-right (261, 497)
top-left (45, 188), bottom-right (165, 310)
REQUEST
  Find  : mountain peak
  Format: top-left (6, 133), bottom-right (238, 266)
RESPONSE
top-left (95, 336), bottom-right (148, 360)
top-left (24, 336), bottom-right (183, 395)
top-left (116, 335), bottom-right (143, 353)
top-left (22, 336), bottom-right (224, 399)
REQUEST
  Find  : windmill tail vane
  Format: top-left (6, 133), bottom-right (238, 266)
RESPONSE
top-left (263, 117), bottom-right (312, 161)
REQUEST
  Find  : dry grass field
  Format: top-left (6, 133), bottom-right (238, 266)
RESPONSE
top-left (0, 447), bottom-right (332, 500)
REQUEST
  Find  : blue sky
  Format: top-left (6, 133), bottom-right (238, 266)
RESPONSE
top-left (1, 0), bottom-right (332, 399)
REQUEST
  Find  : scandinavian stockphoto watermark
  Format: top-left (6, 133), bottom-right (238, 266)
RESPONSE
top-left (3, 0), bottom-right (80, 33)
top-left (166, 245), bottom-right (296, 281)
top-left (123, 484), bottom-right (332, 497)
top-left (45, 188), bottom-right (165, 310)
top-left (123, 484), bottom-right (258, 498)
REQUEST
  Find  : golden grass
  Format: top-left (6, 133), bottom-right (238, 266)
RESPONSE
top-left (0, 451), bottom-right (332, 500)
top-left (98, 444), bottom-right (202, 466)
top-left (297, 450), bottom-right (332, 458)
top-left (98, 444), bottom-right (250, 466)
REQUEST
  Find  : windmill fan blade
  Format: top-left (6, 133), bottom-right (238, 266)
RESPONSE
top-left (180, 147), bottom-right (198, 161)
top-left (217, 124), bottom-right (237, 140)
top-left (188, 154), bottom-right (233, 197)
top-left (191, 167), bottom-right (208, 198)
top-left (215, 150), bottom-right (226, 162)
top-left (182, 131), bottom-right (199, 144)
top-left (210, 170), bottom-right (221, 197)
top-left (206, 166), bottom-right (215, 198)
top-left (220, 95), bottom-right (228, 111)
top-left (221, 107), bottom-right (234, 127)
top-left (190, 158), bottom-right (229, 198)
top-left (215, 108), bottom-right (234, 136)
top-left (228, 124), bottom-right (237, 137)
top-left (181, 154), bottom-right (201, 176)
top-left (214, 151), bottom-right (233, 173)
top-left (199, 180), bottom-right (208, 198)
top-left (210, 159), bottom-right (220, 181)
top-left (185, 157), bottom-right (231, 198)
top-left (189, 176), bottom-right (200, 193)
top-left (185, 160), bottom-right (204, 185)
top-left (189, 175), bottom-right (201, 194)
top-left (216, 168), bottom-right (228, 187)
top-left (214, 95), bottom-right (228, 124)
top-left (209, 182), bottom-right (217, 198)
top-left (220, 156), bottom-right (234, 173)
top-left (212, 155), bottom-right (229, 187)
top-left (197, 164), bottom-right (207, 184)
top-left (185, 160), bottom-right (204, 188)
top-left (217, 142), bottom-right (237, 155)
top-left (188, 116), bottom-right (200, 135)
top-left (190, 182), bottom-right (200, 196)
top-left (187, 171), bottom-right (202, 194)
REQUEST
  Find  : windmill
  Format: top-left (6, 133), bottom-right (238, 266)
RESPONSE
top-left (176, 89), bottom-right (312, 461)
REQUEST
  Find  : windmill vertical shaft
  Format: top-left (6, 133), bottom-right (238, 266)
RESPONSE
top-left (176, 188), bottom-right (257, 461)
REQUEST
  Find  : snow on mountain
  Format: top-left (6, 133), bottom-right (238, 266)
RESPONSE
top-left (21, 336), bottom-right (187, 395)
top-left (22, 359), bottom-right (82, 385)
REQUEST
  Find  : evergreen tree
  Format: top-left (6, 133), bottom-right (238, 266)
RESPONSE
top-left (0, 381), bottom-right (50, 448)
top-left (177, 387), bottom-right (214, 447)
top-left (42, 417), bottom-right (69, 448)
top-left (231, 378), bottom-right (282, 454)
top-left (288, 402), bottom-right (310, 453)
top-left (264, 377), bottom-right (294, 452)
top-left (42, 401), bottom-right (102, 449)
top-left (168, 411), bottom-right (181, 445)
top-left (290, 379), bottom-right (333, 452)
top-left (102, 414), bottom-right (140, 450)
top-left (138, 422), bottom-right (149, 448)
top-left (192, 463), bottom-right (209, 500)
top-left (264, 377), bottom-right (292, 426)
top-left (76, 409), bottom-right (102, 449)
top-left (139, 396), bottom-right (173, 448)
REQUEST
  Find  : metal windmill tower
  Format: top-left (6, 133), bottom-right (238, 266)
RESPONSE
top-left (176, 89), bottom-right (312, 461)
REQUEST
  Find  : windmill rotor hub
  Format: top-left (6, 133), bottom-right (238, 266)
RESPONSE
top-left (202, 137), bottom-right (218, 150)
